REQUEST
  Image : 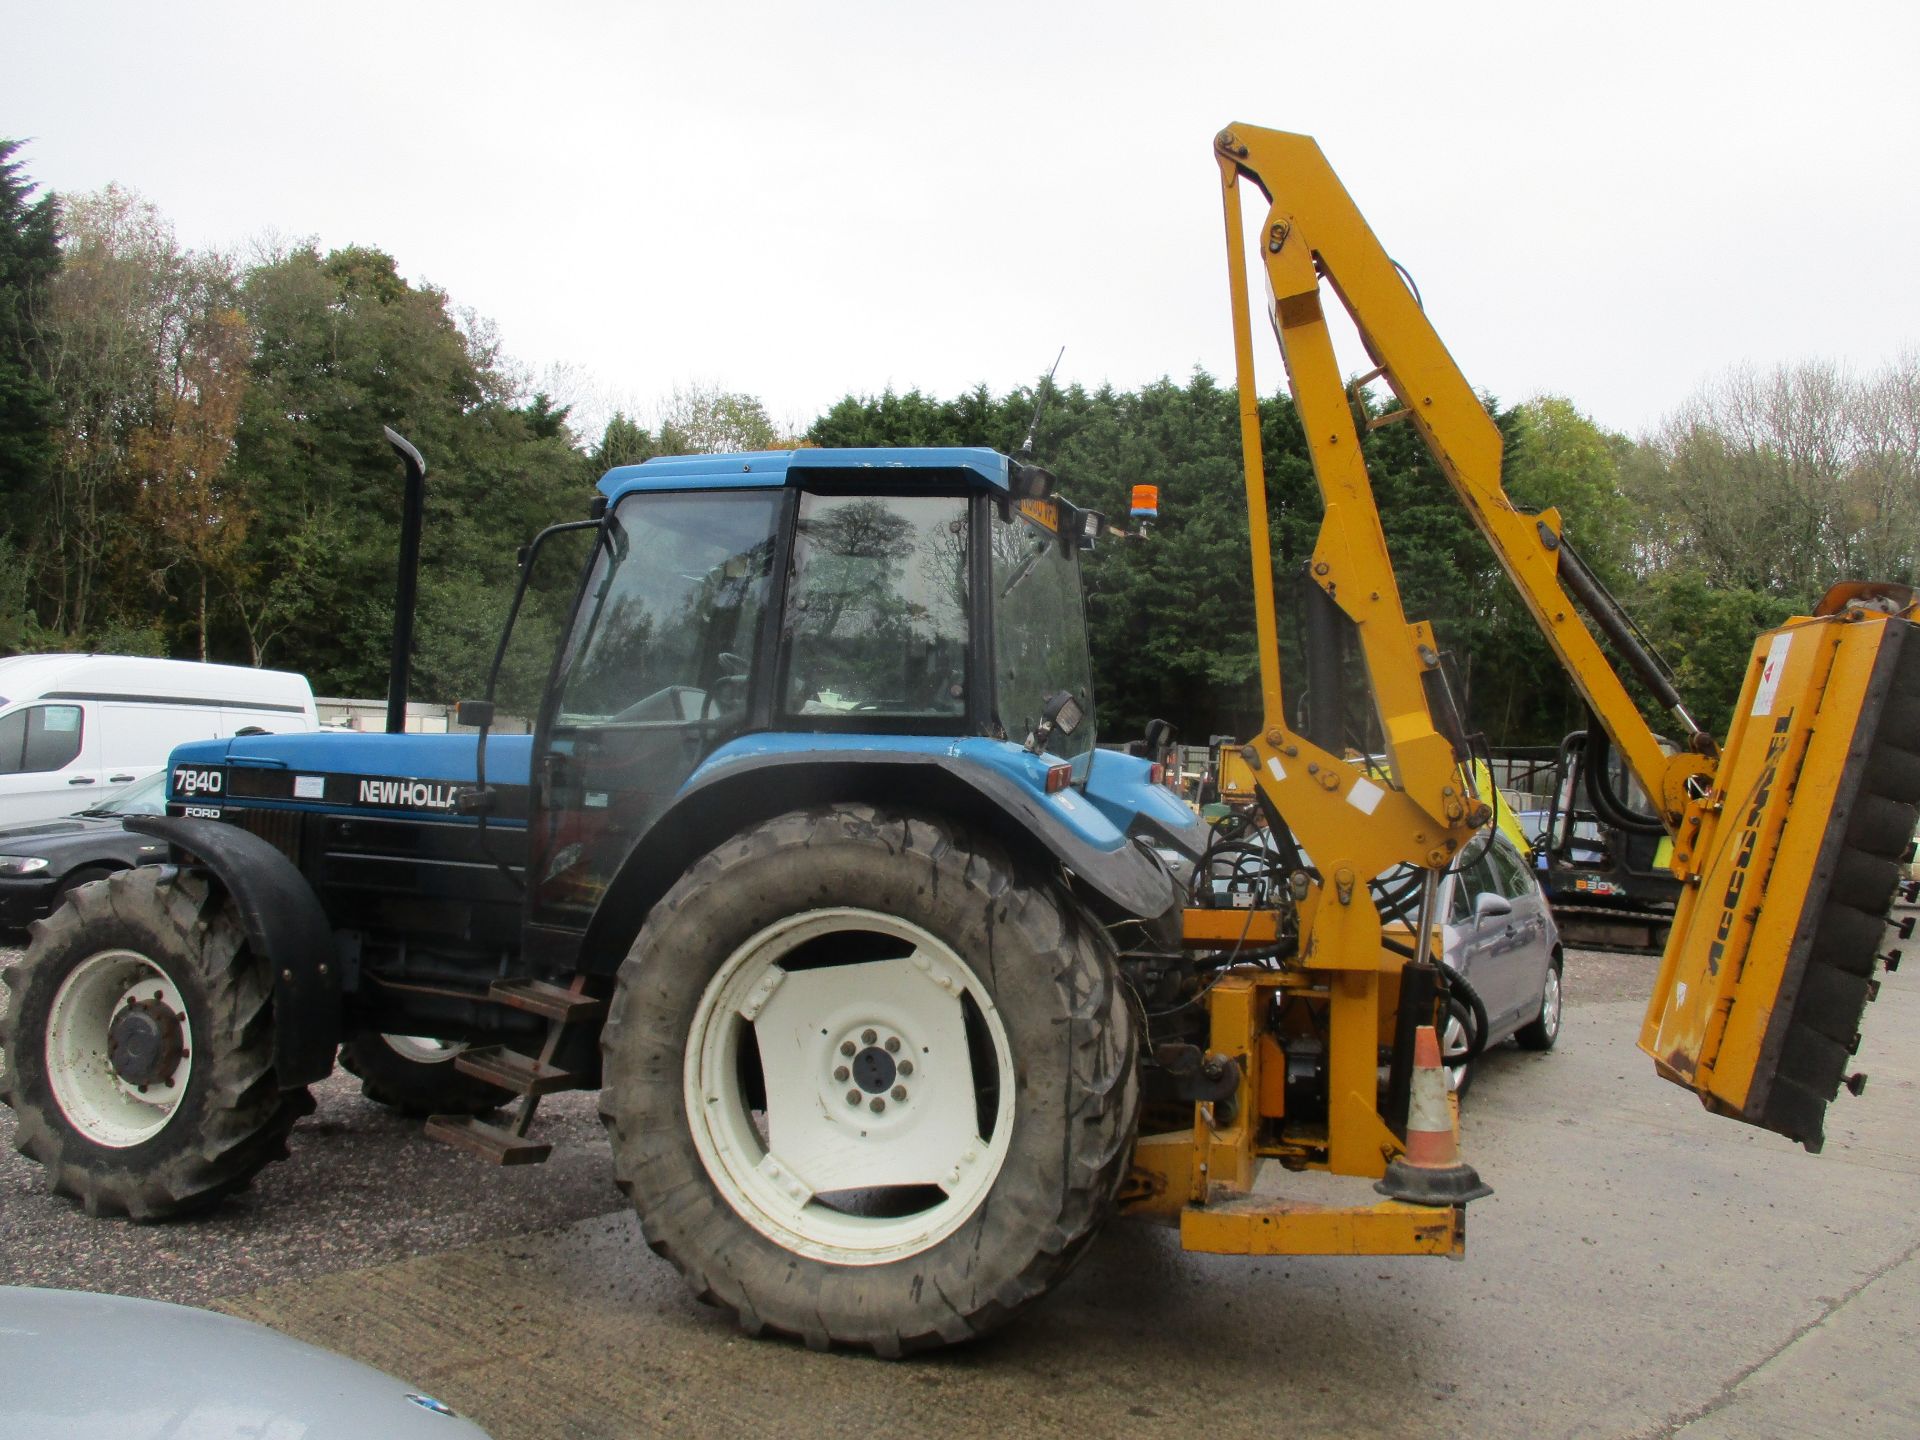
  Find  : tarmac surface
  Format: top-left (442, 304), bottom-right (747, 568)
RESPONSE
top-left (3, 937), bottom-right (1916, 1439)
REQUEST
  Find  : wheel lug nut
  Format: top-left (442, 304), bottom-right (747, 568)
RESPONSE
top-left (833, 1065), bottom-right (850, 1082)
top-left (884, 1036), bottom-right (900, 1053)
top-left (869, 1098), bottom-right (886, 1113)
top-left (840, 1040), bottom-right (855, 1057)
top-left (861, 1028), bottom-right (877, 1045)
top-left (898, 1060), bottom-right (914, 1077)
top-left (846, 1090), bottom-right (861, 1106)
top-left (891, 1086), bottom-right (906, 1101)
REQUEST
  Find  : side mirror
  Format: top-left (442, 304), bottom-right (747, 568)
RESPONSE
top-left (457, 699), bottom-right (495, 729)
top-left (1473, 891), bottom-right (1513, 924)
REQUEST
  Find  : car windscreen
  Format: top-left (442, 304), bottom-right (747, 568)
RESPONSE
top-left (89, 771), bottom-right (169, 816)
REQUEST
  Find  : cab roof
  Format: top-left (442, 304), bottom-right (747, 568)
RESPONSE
top-left (598, 447), bottom-right (1013, 503)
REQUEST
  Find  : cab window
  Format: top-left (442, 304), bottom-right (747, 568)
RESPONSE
top-left (555, 491), bottom-right (780, 726)
top-left (0, 704), bottom-right (83, 774)
top-left (990, 503), bottom-right (1096, 763)
top-left (782, 492), bottom-right (969, 721)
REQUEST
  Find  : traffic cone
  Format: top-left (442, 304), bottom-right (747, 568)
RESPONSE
top-left (1375, 1024), bottom-right (1493, 1205)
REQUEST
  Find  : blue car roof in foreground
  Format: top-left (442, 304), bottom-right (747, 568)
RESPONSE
top-left (598, 447), bottom-right (1012, 501)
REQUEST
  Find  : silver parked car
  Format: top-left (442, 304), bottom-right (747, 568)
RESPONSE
top-left (1198, 820), bottom-right (1562, 1096)
top-left (1, 1286), bottom-right (493, 1438)
top-left (1437, 830), bottom-right (1564, 1092)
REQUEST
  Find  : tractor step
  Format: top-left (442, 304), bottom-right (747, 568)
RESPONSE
top-left (423, 1114), bottom-right (553, 1166)
top-left (487, 978), bottom-right (604, 1024)
top-left (453, 1045), bottom-right (571, 1097)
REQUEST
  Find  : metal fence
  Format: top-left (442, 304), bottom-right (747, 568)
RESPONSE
top-left (313, 697), bottom-right (534, 735)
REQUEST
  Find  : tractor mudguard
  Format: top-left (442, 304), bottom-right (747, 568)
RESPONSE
top-left (572, 749), bottom-right (1185, 974)
top-left (124, 816), bottom-right (342, 1087)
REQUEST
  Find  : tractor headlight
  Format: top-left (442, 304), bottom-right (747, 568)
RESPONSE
top-left (0, 855), bottom-right (51, 876)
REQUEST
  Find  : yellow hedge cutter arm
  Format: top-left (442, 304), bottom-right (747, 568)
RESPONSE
top-left (1208, 121), bottom-right (1917, 1153)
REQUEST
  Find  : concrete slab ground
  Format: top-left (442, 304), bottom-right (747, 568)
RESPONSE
top-left (4, 942), bottom-right (1916, 1438)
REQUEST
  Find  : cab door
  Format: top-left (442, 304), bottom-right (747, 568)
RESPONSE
top-left (527, 488), bottom-right (784, 934)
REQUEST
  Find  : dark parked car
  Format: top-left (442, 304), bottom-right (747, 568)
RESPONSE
top-left (0, 770), bottom-right (169, 931)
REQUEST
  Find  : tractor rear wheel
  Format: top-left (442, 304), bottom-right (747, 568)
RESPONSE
top-left (339, 1033), bottom-right (507, 1117)
top-left (599, 803), bottom-right (1139, 1355)
top-left (0, 867), bottom-right (310, 1219)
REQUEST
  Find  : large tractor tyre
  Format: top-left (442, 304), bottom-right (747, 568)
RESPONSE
top-left (0, 867), bottom-right (312, 1220)
top-left (599, 803), bottom-right (1140, 1356)
top-left (339, 1032), bottom-right (508, 1117)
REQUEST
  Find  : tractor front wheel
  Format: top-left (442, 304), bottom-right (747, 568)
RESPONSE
top-left (0, 867), bottom-right (310, 1219)
top-left (599, 804), bottom-right (1139, 1355)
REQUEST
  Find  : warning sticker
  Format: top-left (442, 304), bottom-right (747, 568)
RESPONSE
top-left (1347, 776), bottom-right (1385, 815)
top-left (1750, 633), bottom-right (1794, 717)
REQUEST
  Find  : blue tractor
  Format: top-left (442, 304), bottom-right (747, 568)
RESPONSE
top-left (1, 443), bottom-right (1206, 1354)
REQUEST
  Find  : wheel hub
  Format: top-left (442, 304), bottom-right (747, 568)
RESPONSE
top-left (829, 1024), bottom-right (914, 1112)
top-left (851, 1046), bottom-right (896, 1094)
top-left (108, 996), bottom-right (186, 1088)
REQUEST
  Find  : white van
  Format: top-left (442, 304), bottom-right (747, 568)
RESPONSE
top-left (0, 655), bottom-right (318, 824)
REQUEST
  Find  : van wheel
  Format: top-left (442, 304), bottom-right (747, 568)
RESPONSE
top-left (0, 867), bottom-right (311, 1219)
top-left (339, 1032), bottom-right (507, 1116)
top-left (600, 804), bottom-right (1139, 1355)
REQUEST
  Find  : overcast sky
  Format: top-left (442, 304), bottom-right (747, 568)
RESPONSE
top-left (10, 1), bottom-right (1918, 443)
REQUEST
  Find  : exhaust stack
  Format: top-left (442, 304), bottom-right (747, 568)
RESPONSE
top-left (383, 427), bottom-right (427, 736)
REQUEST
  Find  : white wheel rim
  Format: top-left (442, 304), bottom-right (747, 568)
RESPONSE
top-left (1442, 1009), bottom-right (1471, 1093)
top-left (45, 949), bottom-right (194, 1148)
top-left (684, 907), bottom-right (1016, 1266)
top-left (382, 1034), bottom-right (465, 1064)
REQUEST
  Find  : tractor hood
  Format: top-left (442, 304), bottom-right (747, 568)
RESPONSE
top-left (165, 732), bottom-right (534, 821)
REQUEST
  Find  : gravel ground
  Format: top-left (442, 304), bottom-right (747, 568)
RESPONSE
top-left (0, 925), bottom-right (1879, 1309)
top-left (0, 933), bottom-right (1660, 1308)
top-left (0, 939), bottom-right (626, 1307)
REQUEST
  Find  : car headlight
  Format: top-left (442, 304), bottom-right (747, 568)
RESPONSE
top-left (0, 855), bottom-right (51, 876)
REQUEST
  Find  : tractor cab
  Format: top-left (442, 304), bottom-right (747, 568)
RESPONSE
top-left (515, 447), bottom-right (1200, 948)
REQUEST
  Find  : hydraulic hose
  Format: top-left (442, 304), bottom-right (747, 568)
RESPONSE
top-left (1441, 964), bottom-right (1491, 1063)
top-left (1583, 718), bottom-right (1666, 836)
